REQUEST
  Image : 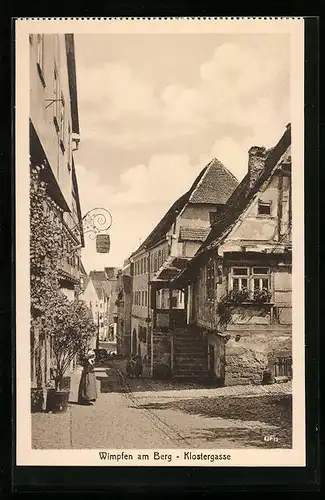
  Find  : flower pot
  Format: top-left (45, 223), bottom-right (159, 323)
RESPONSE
top-left (31, 388), bottom-right (44, 413)
top-left (46, 388), bottom-right (70, 413)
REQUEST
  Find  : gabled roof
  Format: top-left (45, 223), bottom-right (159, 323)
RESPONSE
top-left (179, 226), bottom-right (210, 242)
top-left (92, 280), bottom-right (105, 299)
top-left (172, 125), bottom-right (292, 286)
top-left (130, 158), bottom-right (238, 257)
top-left (89, 271), bottom-right (107, 282)
top-left (85, 270), bottom-right (118, 299)
top-left (189, 158), bottom-right (238, 204)
top-left (82, 275), bottom-right (102, 299)
top-left (199, 125), bottom-right (291, 254)
top-left (104, 267), bottom-right (119, 280)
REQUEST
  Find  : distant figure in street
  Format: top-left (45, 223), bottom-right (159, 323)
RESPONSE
top-left (126, 355), bottom-right (136, 378)
top-left (78, 349), bottom-right (98, 405)
top-left (133, 355), bottom-right (143, 379)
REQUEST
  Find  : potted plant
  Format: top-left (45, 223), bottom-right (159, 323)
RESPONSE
top-left (44, 294), bottom-right (96, 413)
top-left (228, 287), bottom-right (250, 303)
top-left (31, 387), bottom-right (45, 413)
top-left (30, 165), bottom-right (96, 413)
top-left (253, 288), bottom-right (272, 304)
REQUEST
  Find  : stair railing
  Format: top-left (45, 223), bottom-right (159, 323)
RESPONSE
top-left (170, 334), bottom-right (174, 376)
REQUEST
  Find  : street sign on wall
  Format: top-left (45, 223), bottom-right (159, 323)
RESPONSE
top-left (96, 234), bottom-right (110, 253)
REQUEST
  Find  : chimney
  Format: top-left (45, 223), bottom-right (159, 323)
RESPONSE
top-left (248, 146), bottom-right (266, 189)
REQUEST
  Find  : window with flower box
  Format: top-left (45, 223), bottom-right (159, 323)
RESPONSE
top-left (229, 266), bottom-right (271, 302)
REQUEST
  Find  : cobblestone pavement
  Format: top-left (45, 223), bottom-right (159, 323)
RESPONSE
top-left (32, 361), bottom-right (292, 450)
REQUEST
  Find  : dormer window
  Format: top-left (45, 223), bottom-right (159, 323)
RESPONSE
top-left (258, 200), bottom-right (272, 216)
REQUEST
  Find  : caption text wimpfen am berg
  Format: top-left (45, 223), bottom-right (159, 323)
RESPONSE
top-left (99, 452), bottom-right (232, 463)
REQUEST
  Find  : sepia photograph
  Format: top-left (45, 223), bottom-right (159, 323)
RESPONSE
top-left (15, 18), bottom-right (305, 467)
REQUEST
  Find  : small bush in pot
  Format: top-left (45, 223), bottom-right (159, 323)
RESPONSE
top-left (44, 294), bottom-right (96, 412)
top-left (31, 388), bottom-right (44, 413)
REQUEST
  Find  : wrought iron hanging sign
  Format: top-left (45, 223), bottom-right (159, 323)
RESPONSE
top-left (72, 207), bottom-right (112, 254)
top-left (96, 233), bottom-right (110, 253)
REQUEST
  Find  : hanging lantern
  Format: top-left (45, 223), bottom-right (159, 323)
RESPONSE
top-left (96, 234), bottom-right (110, 254)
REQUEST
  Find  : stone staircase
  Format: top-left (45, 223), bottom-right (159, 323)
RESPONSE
top-left (172, 327), bottom-right (209, 380)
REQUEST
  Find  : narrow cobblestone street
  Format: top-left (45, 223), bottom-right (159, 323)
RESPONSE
top-left (32, 360), bottom-right (292, 450)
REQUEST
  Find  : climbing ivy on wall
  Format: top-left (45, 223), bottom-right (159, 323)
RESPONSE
top-left (30, 164), bottom-right (96, 387)
top-left (30, 164), bottom-right (64, 319)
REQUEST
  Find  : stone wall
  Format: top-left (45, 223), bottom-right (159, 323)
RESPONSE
top-left (152, 331), bottom-right (172, 379)
top-left (224, 333), bottom-right (291, 386)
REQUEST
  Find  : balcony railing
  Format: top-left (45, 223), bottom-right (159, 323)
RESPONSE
top-left (155, 309), bottom-right (187, 329)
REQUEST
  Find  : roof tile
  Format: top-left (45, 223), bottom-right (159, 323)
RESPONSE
top-left (131, 158), bottom-right (238, 255)
top-left (179, 226), bottom-right (210, 242)
top-left (197, 125), bottom-right (292, 254)
top-left (189, 158), bottom-right (238, 204)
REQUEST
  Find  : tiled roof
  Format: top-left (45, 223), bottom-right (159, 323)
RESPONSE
top-left (189, 158), bottom-right (238, 204)
top-left (89, 270), bottom-right (107, 282)
top-left (131, 158), bottom-right (238, 256)
top-left (92, 280), bottom-right (104, 299)
top-left (101, 281), bottom-right (113, 295)
top-left (199, 126), bottom-right (291, 254)
top-left (104, 267), bottom-right (119, 280)
top-left (151, 257), bottom-right (190, 282)
top-left (87, 270), bottom-right (117, 299)
top-left (179, 226), bottom-right (210, 242)
top-left (175, 125), bottom-right (291, 286)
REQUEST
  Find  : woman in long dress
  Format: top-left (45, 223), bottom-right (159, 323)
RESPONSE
top-left (78, 350), bottom-right (98, 405)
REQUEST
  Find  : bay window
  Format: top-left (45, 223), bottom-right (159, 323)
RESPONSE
top-left (230, 266), bottom-right (271, 297)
